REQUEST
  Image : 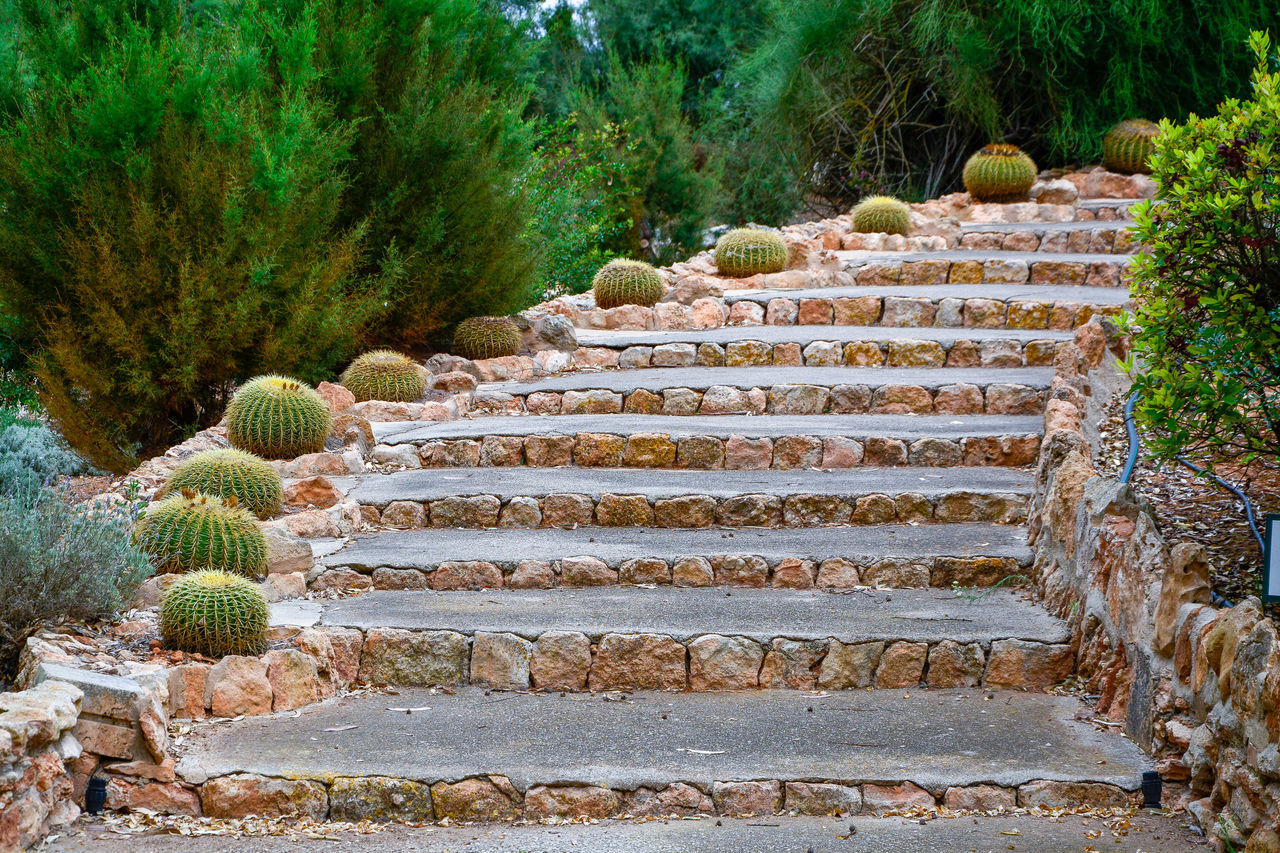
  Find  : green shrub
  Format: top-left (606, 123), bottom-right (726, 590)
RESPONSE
top-left (453, 317), bottom-right (522, 361)
top-left (1102, 119), bottom-right (1160, 174)
top-left (0, 421), bottom-right (93, 496)
top-left (160, 570), bottom-right (269, 658)
top-left (714, 228), bottom-right (788, 277)
top-left (134, 492), bottom-right (269, 578)
top-left (962, 144), bottom-right (1038, 202)
top-left (158, 449), bottom-right (283, 521)
top-left (1129, 32), bottom-right (1280, 466)
top-left (225, 376), bottom-right (333, 460)
top-left (0, 487), bottom-right (152, 679)
top-left (592, 259), bottom-right (666, 309)
top-left (340, 351), bottom-right (426, 404)
top-left (851, 196), bottom-right (912, 235)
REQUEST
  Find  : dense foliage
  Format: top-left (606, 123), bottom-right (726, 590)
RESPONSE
top-left (1129, 32), bottom-right (1280, 466)
top-left (0, 420), bottom-right (93, 496)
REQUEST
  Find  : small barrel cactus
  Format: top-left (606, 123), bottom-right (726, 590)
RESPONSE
top-left (962, 144), bottom-right (1038, 203)
top-left (340, 349), bottom-right (426, 403)
top-left (160, 570), bottom-right (270, 658)
top-left (453, 316), bottom-right (521, 360)
top-left (850, 196), bottom-right (913, 235)
top-left (592, 259), bottom-right (666, 309)
top-left (1102, 119), bottom-right (1160, 174)
top-left (134, 492), bottom-right (268, 577)
top-left (159, 449), bottom-right (283, 520)
top-left (225, 375), bottom-right (332, 459)
top-left (714, 228), bottom-right (789, 277)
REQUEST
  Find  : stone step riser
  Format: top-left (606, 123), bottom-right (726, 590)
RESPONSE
top-left (578, 336), bottom-right (1057, 370)
top-left (361, 489), bottom-right (1028, 531)
top-left (315, 553), bottom-right (1026, 594)
top-left (476, 381), bottom-right (1046, 418)
top-left (291, 624), bottom-right (1071, 695)
top-left (195, 771), bottom-right (1136, 824)
top-left (847, 257), bottom-right (1127, 289)
top-left (957, 228), bottom-right (1137, 254)
top-left (719, 294), bottom-right (1124, 331)
top-left (389, 431), bottom-right (1040, 470)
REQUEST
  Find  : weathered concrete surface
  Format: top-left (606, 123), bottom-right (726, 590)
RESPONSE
top-left (721, 282), bottom-right (1133, 306)
top-left (47, 813), bottom-right (1206, 852)
top-left (180, 688), bottom-right (1152, 792)
top-left (321, 524), bottom-right (1033, 571)
top-left (487, 366), bottom-right (1054, 394)
top-left (337, 465), bottom-right (1033, 505)
top-left (317, 587), bottom-right (1067, 645)
top-left (958, 220), bottom-right (1135, 234)
top-left (575, 325), bottom-right (1071, 347)
top-left (374, 413), bottom-right (1043, 444)
top-left (836, 249), bottom-right (1132, 265)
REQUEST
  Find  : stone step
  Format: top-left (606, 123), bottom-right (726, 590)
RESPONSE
top-left (176, 688), bottom-right (1153, 823)
top-left (336, 465), bottom-right (1033, 529)
top-left (715, 282), bottom-right (1129, 331)
top-left (835, 249), bottom-right (1131, 288)
top-left (1078, 197), bottom-right (1145, 212)
top-left (574, 325), bottom-right (1066, 370)
top-left (475, 365), bottom-right (1053, 417)
top-left (314, 523), bottom-right (1032, 591)
top-left (272, 587), bottom-right (1068, 694)
top-left (369, 413), bottom-right (1042, 470)
top-left (957, 220), bottom-right (1137, 253)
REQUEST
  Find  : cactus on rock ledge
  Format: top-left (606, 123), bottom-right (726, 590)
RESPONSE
top-left (714, 228), bottom-right (788, 277)
top-left (592, 259), bottom-right (666, 309)
top-left (453, 316), bottom-right (522, 360)
top-left (851, 196), bottom-right (912, 235)
top-left (340, 350), bottom-right (426, 403)
top-left (225, 375), bottom-right (332, 459)
top-left (962, 144), bottom-right (1038, 203)
top-left (159, 449), bottom-right (283, 520)
top-left (134, 491), bottom-right (268, 577)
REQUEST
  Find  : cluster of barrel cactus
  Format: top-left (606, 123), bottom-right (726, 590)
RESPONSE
top-left (850, 196), bottom-right (912, 235)
top-left (225, 375), bottom-right (332, 459)
top-left (159, 449), bottom-right (283, 520)
top-left (1102, 119), bottom-right (1159, 174)
top-left (962, 144), bottom-right (1038, 202)
top-left (714, 228), bottom-right (789, 277)
top-left (340, 350), bottom-right (426, 402)
top-left (453, 316), bottom-right (521, 360)
top-left (159, 570), bottom-right (270, 657)
top-left (592, 259), bottom-right (666, 309)
top-left (134, 491), bottom-right (269, 577)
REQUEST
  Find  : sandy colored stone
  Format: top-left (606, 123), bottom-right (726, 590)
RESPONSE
top-left (619, 557), bottom-right (671, 584)
top-left (470, 632), bottom-right (533, 689)
top-left (724, 436), bottom-right (773, 469)
top-left (558, 556), bottom-right (618, 586)
top-left (863, 782), bottom-right (935, 813)
top-left (329, 777), bottom-right (433, 822)
top-left (200, 774), bottom-right (327, 820)
top-left (429, 495), bottom-right (501, 527)
top-left (573, 433), bottom-right (625, 467)
top-left (772, 435), bottom-right (823, 469)
top-left (431, 777), bottom-right (518, 821)
top-left (818, 640), bottom-right (883, 689)
top-left (983, 640), bottom-right (1074, 690)
top-left (358, 629), bottom-right (469, 686)
top-left (524, 435), bottom-right (575, 466)
top-left (927, 641), bottom-right (987, 688)
top-left (869, 385), bottom-right (933, 414)
top-left (596, 493), bottom-right (655, 526)
top-left (168, 664), bottom-right (209, 720)
top-left (509, 560), bottom-right (555, 589)
top-left (588, 634), bottom-right (686, 690)
top-left (263, 649), bottom-right (320, 712)
top-left (1016, 781), bottom-right (1131, 809)
top-left (524, 785), bottom-right (620, 819)
top-left (688, 634), bottom-right (763, 689)
top-left (204, 656), bottom-right (272, 718)
top-left (676, 436), bottom-right (725, 469)
top-left (943, 784), bottom-right (1015, 811)
top-left (874, 641), bottom-right (927, 688)
top-left (716, 494), bottom-right (783, 527)
top-left (672, 556), bottom-right (715, 587)
top-left (432, 560), bottom-right (503, 589)
top-left (381, 500), bottom-right (426, 528)
top-left (622, 434), bottom-right (677, 468)
top-left (712, 780), bottom-right (782, 816)
top-left (530, 631), bottom-right (591, 690)
top-left (760, 638), bottom-right (826, 689)
top-left (785, 782), bottom-right (863, 816)
top-left (540, 493), bottom-right (596, 527)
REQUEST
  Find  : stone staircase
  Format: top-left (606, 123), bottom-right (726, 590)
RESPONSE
top-left (170, 199), bottom-right (1177, 837)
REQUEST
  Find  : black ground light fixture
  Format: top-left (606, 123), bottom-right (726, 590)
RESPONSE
top-left (85, 775), bottom-right (107, 814)
top-left (1141, 771), bottom-right (1162, 809)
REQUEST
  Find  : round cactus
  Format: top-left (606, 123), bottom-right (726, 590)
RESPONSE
top-left (592, 259), bottom-right (666, 309)
top-left (340, 349), bottom-right (426, 403)
top-left (962, 144), bottom-right (1038, 203)
top-left (225, 375), bottom-right (332, 459)
top-left (714, 228), bottom-right (789, 277)
top-left (850, 196), bottom-right (913, 235)
top-left (159, 449), bottom-right (283, 520)
top-left (453, 316), bottom-right (521, 360)
top-left (134, 492), bottom-right (268, 577)
top-left (160, 570), bottom-right (269, 658)
top-left (1102, 119), bottom-right (1159, 175)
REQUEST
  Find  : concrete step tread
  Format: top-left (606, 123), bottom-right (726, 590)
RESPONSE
top-left (276, 587), bottom-right (1065, 646)
top-left (321, 524), bottom-right (1032, 572)
top-left (373, 413), bottom-right (1044, 445)
top-left (575, 325), bottom-right (1071, 347)
top-left (959, 220), bottom-right (1134, 234)
top-left (835, 249), bottom-right (1132, 264)
top-left (721, 282), bottom-right (1131, 304)
top-left (1078, 197), bottom-right (1146, 208)
top-left (180, 687), bottom-right (1152, 793)
top-left (485, 366), bottom-right (1055, 395)
top-left (335, 465), bottom-right (1033, 505)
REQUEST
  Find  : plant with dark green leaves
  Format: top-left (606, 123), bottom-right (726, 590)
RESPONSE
top-left (225, 376), bottom-right (332, 460)
top-left (0, 487), bottom-right (151, 679)
top-left (1129, 32), bottom-right (1280, 466)
top-left (962, 144), bottom-right (1037, 202)
top-left (714, 228), bottom-right (788, 277)
top-left (851, 196), bottom-right (912, 235)
top-left (340, 351), bottom-right (426, 403)
top-left (134, 492), bottom-right (268, 577)
top-left (1102, 119), bottom-right (1161, 174)
top-left (453, 317), bottom-right (522, 360)
top-left (159, 570), bottom-right (269, 658)
top-left (158, 449), bottom-right (283, 520)
top-left (592, 259), bottom-right (666, 308)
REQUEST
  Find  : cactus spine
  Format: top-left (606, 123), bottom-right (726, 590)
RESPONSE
top-left (452, 317), bottom-right (521, 360)
top-left (159, 449), bottom-right (283, 520)
top-left (160, 570), bottom-right (269, 657)
top-left (850, 196), bottom-right (912, 235)
top-left (1102, 119), bottom-right (1159, 174)
top-left (962, 144), bottom-right (1038, 203)
top-left (340, 350), bottom-right (426, 403)
top-left (592, 259), bottom-right (666, 309)
top-left (225, 375), bottom-right (332, 459)
top-left (134, 492), bottom-right (268, 577)
top-left (714, 228), bottom-right (789, 277)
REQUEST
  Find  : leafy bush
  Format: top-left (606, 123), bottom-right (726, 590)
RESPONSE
top-left (1129, 32), bottom-right (1280, 465)
top-left (0, 420), bottom-right (94, 496)
top-left (0, 488), bottom-right (152, 679)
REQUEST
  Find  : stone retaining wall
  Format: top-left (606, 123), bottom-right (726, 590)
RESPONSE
top-left (0, 680), bottom-right (81, 853)
top-left (719, 294), bottom-right (1124, 331)
top-left (1027, 320), bottom-right (1280, 851)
